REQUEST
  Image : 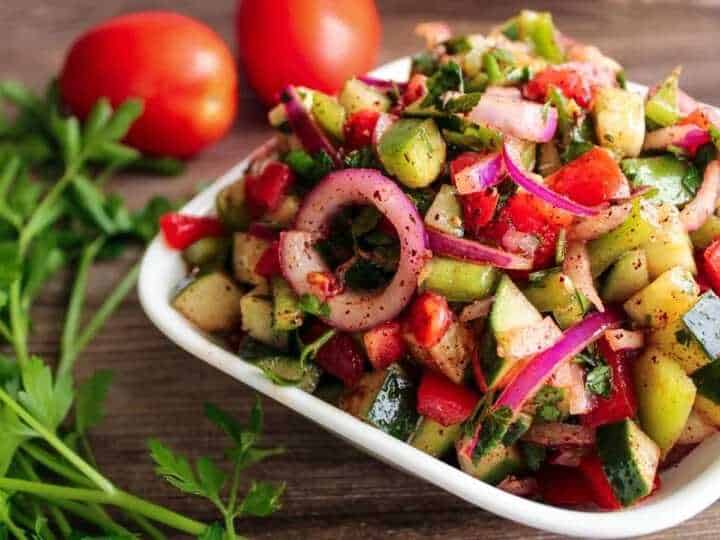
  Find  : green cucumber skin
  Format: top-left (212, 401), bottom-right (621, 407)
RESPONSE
top-left (621, 156), bottom-right (693, 206)
top-left (692, 360), bottom-right (720, 404)
top-left (421, 257), bottom-right (498, 302)
top-left (683, 291), bottom-right (720, 363)
top-left (410, 417), bottom-right (462, 458)
top-left (366, 366), bottom-right (419, 441)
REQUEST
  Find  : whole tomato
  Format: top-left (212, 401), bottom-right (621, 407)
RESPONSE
top-left (236, 0), bottom-right (381, 105)
top-left (60, 12), bottom-right (237, 158)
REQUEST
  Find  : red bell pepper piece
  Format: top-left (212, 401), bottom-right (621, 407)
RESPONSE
top-left (247, 222), bottom-right (279, 241)
top-left (703, 239), bottom-right (720, 295)
top-left (404, 291), bottom-right (452, 348)
top-left (314, 331), bottom-right (366, 387)
top-left (537, 466), bottom-right (596, 507)
top-left (254, 241), bottom-right (281, 278)
top-left (582, 338), bottom-right (637, 428)
top-left (524, 67), bottom-right (594, 108)
top-left (343, 110), bottom-right (380, 150)
top-left (547, 147), bottom-right (630, 206)
top-left (160, 213), bottom-right (225, 250)
top-left (578, 454), bottom-right (622, 510)
top-left (416, 370), bottom-right (479, 426)
top-left (363, 321), bottom-right (407, 371)
top-left (244, 161), bottom-right (295, 215)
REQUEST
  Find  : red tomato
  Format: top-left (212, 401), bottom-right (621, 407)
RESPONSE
top-left (363, 321), bottom-right (406, 370)
top-left (60, 12), bottom-right (237, 158)
top-left (236, 0), bottom-right (381, 105)
top-left (343, 110), bottom-right (381, 150)
top-left (254, 241), bottom-right (281, 278)
top-left (315, 332), bottom-right (366, 387)
top-left (547, 147), bottom-right (630, 206)
top-left (703, 239), bottom-right (720, 294)
top-left (405, 292), bottom-right (452, 348)
top-left (578, 455), bottom-right (622, 510)
top-left (524, 67), bottom-right (593, 108)
top-left (244, 162), bottom-right (296, 216)
top-left (582, 338), bottom-right (637, 428)
top-left (537, 466), bottom-right (595, 507)
top-left (416, 371), bottom-right (479, 426)
top-left (461, 190), bottom-right (500, 237)
top-left (401, 74), bottom-right (428, 107)
top-left (160, 213), bottom-right (225, 250)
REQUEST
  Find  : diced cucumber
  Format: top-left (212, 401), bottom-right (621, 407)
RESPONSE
top-left (678, 410), bottom-right (717, 445)
top-left (597, 419), bottom-right (660, 506)
top-left (537, 141), bottom-right (562, 176)
top-left (621, 156), bottom-right (694, 206)
top-left (339, 365), bottom-right (418, 441)
top-left (645, 68), bottom-right (680, 128)
top-left (457, 437), bottom-right (524, 485)
top-left (634, 347), bottom-right (696, 457)
top-left (624, 266), bottom-right (699, 329)
top-left (216, 181), bottom-right (252, 231)
top-left (649, 316), bottom-right (711, 374)
top-left (409, 417), bottom-right (463, 458)
top-left (264, 195), bottom-right (299, 228)
top-left (641, 203), bottom-right (696, 279)
top-left (271, 276), bottom-right (303, 332)
top-left (173, 272), bottom-right (243, 332)
top-left (691, 361), bottom-right (720, 427)
top-left (233, 233), bottom-right (270, 286)
top-left (424, 185), bottom-right (464, 237)
top-left (339, 78), bottom-right (391, 114)
top-left (524, 270), bottom-right (589, 329)
top-left (268, 86), bottom-right (314, 128)
top-left (311, 91), bottom-right (346, 142)
top-left (588, 200), bottom-right (659, 278)
top-left (602, 249), bottom-right (649, 304)
top-left (182, 237), bottom-right (230, 270)
top-left (592, 87), bottom-right (645, 158)
top-left (682, 291), bottom-right (720, 363)
top-left (378, 118), bottom-right (447, 189)
top-left (255, 356), bottom-right (321, 392)
top-left (240, 292), bottom-right (288, 349)
top-left (690, 213), bottom-right (720, 249)
top-left (517, 10), bottom-right (564, 63)
top-left (405, 321), bottom-right (474, 384)
top-left (420, 257), bottom-right (497, 302)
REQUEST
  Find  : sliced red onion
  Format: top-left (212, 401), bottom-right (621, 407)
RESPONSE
top-left (681, 160), bottom-right (720, 232)
top-left (371, 113), bottom-right (398, 148)
top-left (563, 241), bottom-right (604, 312)
top-left (358, 75), bottom-right (408, 94)
top-left (484, 86), bottom-right (522, 101)
top-left (452, 152), bottom-right (504, 195)
top-left (568, 201), bottom-right (632, 241)
top-left (427, 228), bottom-right (532, 270)
top-left (501, 228), bottom-right (540, 259)
top-left (643, 124), bottom-right (711, 157)
top-left (469, 94), bottom-right (558, 143)
top-left (550, 359), bottom-right (592, 415)
top-left (604, 329), bottom-right (645, 352)
top-left (496, 317), bottom-right (562, 364)
top-left (282, 85), bottom-right (342, 167)
top-left (502, 141), bottom-right (601, 217)
top-left (460, 297), bottom-right (494, 322)
top-left (494, 310), bottom-right (622, 415)
top-left (281, 169), bottom-right (427, 332)
top-left (523, 423), bottom-right (596, 447)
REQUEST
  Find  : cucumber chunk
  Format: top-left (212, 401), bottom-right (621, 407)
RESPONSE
top-left (216, 181), bottom-right (252, 231)
top-left (173, 272), bottom-right (243, 333)
top-left (691, 361), bottom-right (720, 427)
top-left (457, 437), bottom-right (524, 485)
top-left (690, 213), bottom-right (720, 249)
top-left (649, 316), bottom-right (711, 375)
top-left (240, 291), bottom-right (288, 349)
top-left (419, 257), bottom-right (497, 302)
top-left (597, 419), bottom-right (660, 506)
top-left (378, 118), bottom-right (446, 189)
top-left (339, 78), bottom-right (391, 114)
top-left (634, 347), bottom-right (696, 456)
top-left (524, 270), bottom-right (589, 329)
top-left (624, 266), bottom-right (699, 329)
top-left (405, 321), bottom-right (474, 384)
top-left (271, 276), bottom-right (303, 332)
top-left (255, 356), bottom-right (321, 392)
top-left (264, 195), bottom-right (299, 228)
top-left (592, 87), bottom-right (645, 158)
top-left (682, 290), bottom-right (720, 362)
top-left (182, 237), bottom-right (230, 270)
top-left (641, 203), bottom-right (696, 279)
top-left (311, 91), bottom-right (346, 141)
top-left (602, 249), bottom-right (649, 304)
top-left (424, 185), bottom-right (464, 237)
top-left (645, 68), bottom-right (681, 128)
top-left (233, 233), bottom-right (270, 286)
top-left (409, 417), bottom-right (463, 458)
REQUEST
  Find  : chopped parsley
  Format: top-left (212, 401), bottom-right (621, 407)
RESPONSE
top-left (283, 149), bottom-right (335, 188)
top-left (343, 259), bottom-right (390, 291)
top-left (521, 442), bottom-right (547, 472)
top-left (421, 61), bottom-right (464, 109)
top-left (444, 92), bottom-right (483, 114)
top-left (298, 293), bottom-right (331, 317)
top-left (344, 146), bottom-right (381, 169)
top-left (586, 364), bottom-right (613, 398)
top-left (473, 406), bottom-right (513, 460)
top-left (533, 386), bottom-right (564, 423)
top-left (681, 163), bottom-right (702, 196)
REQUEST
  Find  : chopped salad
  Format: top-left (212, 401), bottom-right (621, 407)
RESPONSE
top-left (164, 10), bottom-right (720, 510)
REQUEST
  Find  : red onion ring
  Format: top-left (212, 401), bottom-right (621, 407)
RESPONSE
top-left (452, 151), bottom-right (504, 195)
top-left (643, 124), bottom-right (711, 157)
top-left (502, 140), bottom-right (602, 217)
top-left (358, 75), bottom-right (408, 94)
top-left (469, 94), bottom-right (558, 143)
top-left (280, 169), bottom-right (427, 332)
top-left (568, 201), bottom-right (633, 241)
top-left (281, 85), bottom-right (342, 166)
top-left (426, 228), bottom-right (532, 270)
top-left (681, 160), bottom-right (720, 232)
top-left (563, 241), bottom-right (604, 312)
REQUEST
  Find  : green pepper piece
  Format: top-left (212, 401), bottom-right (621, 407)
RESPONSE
top-left (645, 67), bottom-right (681, 128)
top-left (518, 10), bottom-right (564, 63)
top-left (621, 155), bottom-right (694, 206)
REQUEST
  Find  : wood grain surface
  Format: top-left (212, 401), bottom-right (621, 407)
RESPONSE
top-left (2, 1), bottom-right (720, 538)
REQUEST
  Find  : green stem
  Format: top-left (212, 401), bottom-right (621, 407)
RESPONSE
top-left (58, 237), bottom-right (105, 377)
top-left (15, 453), bottom-right (70, 539)
top-left (60, 262), bottom-right (140, 377)
top-left (4, 514), bottom-right (28, 540)
top-left (0, 319), bottom-right (13, 345)
top-left (224, 513), bottom-right (237, 540)
top-left (127, 511), bottom-right (167, 540)
top-left (0, 478), bottom-right (207, 536)
top-left (0, 388), bottom-right (115, 494)
top-left (9, 280), bottom-right (28, 367)
top-left (51, 499), bottom-right (134, 538)
top-left (227, 463), bottom-right (242, 516)
top-left (21, 442), bottom-right (93, 488)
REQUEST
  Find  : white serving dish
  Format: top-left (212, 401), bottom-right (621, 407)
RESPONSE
top-left (139, 57), bottom-right (720, 538)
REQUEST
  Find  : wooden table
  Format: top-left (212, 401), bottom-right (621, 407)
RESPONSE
top-left (2, 1), bottom-right (719, 537)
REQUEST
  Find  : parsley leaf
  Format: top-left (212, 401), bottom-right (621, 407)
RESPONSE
top-left (681, 163), bottom-right (702, 196)
top-left (75, 370), bottom-right (114, 435)
top-left (533, 386), bottom-right (564, 423)
top-left (411, 52), bottom-right (439, 77)
top-left (344, 147), bottom-right (380, 169)
top-left (343, 259), bottom-right (389, 291)
top-left (421, 61), bottom-right (464, 109)
top-left (18, 356), bottom-right (73, 430)
top-left (148, 439), bottom-right (205, 496)
top-left (444, 92), bottom-right (483, 113)
top-left (586, 364), bottom-right (613, 397)
top-left (521, 442), bottom-right (547, 472)
top-left (239, 481), bottom-right (285, 517)
top-left (473, 406), bottom-right (513, 460)
top-left (283, 149), bottom-right (334, 187)
top-left (298, 293), bottom-right (330, 317)
top-left (404, 187), bottom-right (436, 215)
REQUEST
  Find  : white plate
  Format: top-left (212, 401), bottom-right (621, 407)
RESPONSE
top-left (139, 57), bottom-right (720, 538)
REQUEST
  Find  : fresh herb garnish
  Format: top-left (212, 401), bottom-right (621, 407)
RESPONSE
top-left (533, 386), bottom-right (564, 423)
top-left (681, 163), bottom-right (702, 196)
top-left (343, 259), bottom-right (390, 291)
top-left (473, 406), bottom-right (513, 460)
top-left (443, 36), bottom-right (473, 55)
top-left (411, 51), bottom-right (439, 77)
top-left (283, 149), bottom-right (334, 188)
top-left (586, 364), bottom-right (613, 397)
top-left (420, 61), bottom-right (464, 109)
top-left (520, 442), bottom-right (547, 472)
top-left (298, 293), bottom-right (331, 317)
top-left (343, 146), bottom-right (380, 169)
top-left (404, 187), bottom-right (436, 216)
top-left (444, 92), bottom-right (483, 114)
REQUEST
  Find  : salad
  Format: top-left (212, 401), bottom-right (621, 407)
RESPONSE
top-left (163, 10), bottom-right (720, 510)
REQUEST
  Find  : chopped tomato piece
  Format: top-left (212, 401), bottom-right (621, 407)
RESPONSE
top-left (578, 454), bottom-right (622, 510)
top-left (547, 147), bottom-right (630, 206)
top-left (160, 213), bottom-right (225, 250)
top-left (343, 110), bottom-right (380, 150)
top-left (315, 332), bottom-right (366, 387)
top-left (461, 190), bottom-right (500, 237)
top-left (679, 109), bottom-right (712, 130)
top-left (470, 350), bottom-right (488, 393)
top-left (416, 370), bottom-right (479, 426)
top-left (363, 321), bottom-right (406, 370)
top-left (703, 239), bottom-right (720, 295)
top-left (307, 271), bottom-right (343, 300)
top-left (247, 222), bottom-right (279, 240)
top-left (582, 338), bottom-right (637, 428)
top-left (254, 241), bottom-right (281, 277)
top-left (524, 67), bottom-right (593, 108)
top-left (244, 161), bottom-right (295, 215)
top-left (537, 466), bottom-right (595, 507)
top-left (401, 73), bottom-right (427, 107)
top-left (405, 292), bottom-right (452, 348)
